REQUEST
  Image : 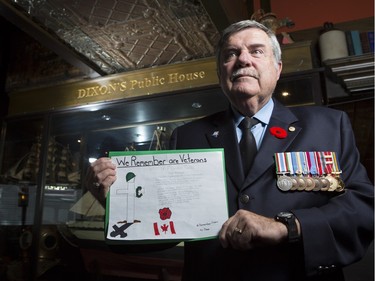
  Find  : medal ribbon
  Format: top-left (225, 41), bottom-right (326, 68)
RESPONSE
top-left (299, 152), bottom-right (308, 176)
top-left (307, 152), bottom-right (317, 176)
top-left (323, 151), bottom-right (333, 175)
top-left (285, 152), bottom-right (294, 176)
top-left (275, 153), bottom-right (288, 174)
top-left (291, 152), bottom-right (302, 175)
top-left (314, 151), bottom-right (323, 177)
top-left (332, 152), bottom-right (342, 175)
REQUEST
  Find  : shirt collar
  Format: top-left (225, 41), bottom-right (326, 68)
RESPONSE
top-left (232, 98), bottom-right (274, 126)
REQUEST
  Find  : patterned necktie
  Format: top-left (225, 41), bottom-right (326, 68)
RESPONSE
top-left (239, 117), bottom-right (259, 175)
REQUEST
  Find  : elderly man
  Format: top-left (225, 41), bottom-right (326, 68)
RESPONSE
top-left (88, 20), bottom-right (373, 281)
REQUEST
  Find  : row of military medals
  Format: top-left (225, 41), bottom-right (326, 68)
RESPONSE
top-left (275, 151), bottom-right (345, 192)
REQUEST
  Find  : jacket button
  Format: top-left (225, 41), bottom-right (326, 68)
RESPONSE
top-left (239, 194), bottom-right (250, 204)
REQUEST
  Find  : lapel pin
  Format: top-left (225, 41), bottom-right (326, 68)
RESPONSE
top-left (212, 131), bottom-right (219, 138)
top-left (270, 127), bottom-right (287, 139)
top-left (289, 126), bottom-right (296, 132)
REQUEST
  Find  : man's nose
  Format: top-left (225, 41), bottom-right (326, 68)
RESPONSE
top-left (237, 50), bottom-right (253, 67)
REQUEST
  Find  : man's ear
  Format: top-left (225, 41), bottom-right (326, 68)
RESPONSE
top-left (276, 61), bottom-right (283, 80)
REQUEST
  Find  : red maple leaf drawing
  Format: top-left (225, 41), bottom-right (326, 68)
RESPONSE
top-left (161, 223), bottom-right (169, 234)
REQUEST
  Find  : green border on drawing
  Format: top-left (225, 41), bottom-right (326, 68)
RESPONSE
top-left (105, 148), bottom-right (228, 245)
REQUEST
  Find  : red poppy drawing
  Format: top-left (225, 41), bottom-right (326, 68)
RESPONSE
top-left (270, 127), bottom-right (287, 139)
top-left (159, 207), bottom-right (172, 220)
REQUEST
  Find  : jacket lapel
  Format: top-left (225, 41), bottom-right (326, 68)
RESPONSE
top-left (205, 109), bottom-right (245, 189)
top-left (242, 100), bottom-right (301, 189)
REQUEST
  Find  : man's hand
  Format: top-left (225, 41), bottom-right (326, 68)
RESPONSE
top-left (219, 209), bottom-right (294, 250)
top-left (85, 157), bottom-right (117, 206)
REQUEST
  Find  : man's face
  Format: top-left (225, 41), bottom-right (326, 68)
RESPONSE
top-left (219, 28), bottom-right (282, 108)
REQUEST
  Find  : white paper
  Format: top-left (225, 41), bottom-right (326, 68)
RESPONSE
top-left (106, 149), bottom-right (228, 243)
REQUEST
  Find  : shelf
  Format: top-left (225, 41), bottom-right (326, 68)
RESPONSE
top-left (323, 53), bottom-right (374, 94)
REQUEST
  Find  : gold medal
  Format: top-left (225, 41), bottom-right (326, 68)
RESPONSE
top-left (331, 152), bottom-right (345, 192)
top-left (312, 177), bottom-right (322, 191)
top-left (296, 176), bottom-right (307, 191)
top-left (275, 151), bottom-right (346, 193)
top-left (290, 177), bottom-right (299, 190)
top-left (335, 177), bottom-right (345, 192)
top-left (326, 175), bottom-right (338, 191)
top-left (320, 177), bottom-right (330, 191)
top-left (304, 177), bottom-right (315, 191)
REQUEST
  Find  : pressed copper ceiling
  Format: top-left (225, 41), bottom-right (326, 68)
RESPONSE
top-left (7, 0), bottom-right (221, 75)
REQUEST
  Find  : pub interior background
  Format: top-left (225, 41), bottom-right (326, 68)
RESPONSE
top-left (0, 0), bottom-right (373, 280)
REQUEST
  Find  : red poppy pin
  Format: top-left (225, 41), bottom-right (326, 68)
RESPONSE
top-left (270, 127), bottom-right (287, 139)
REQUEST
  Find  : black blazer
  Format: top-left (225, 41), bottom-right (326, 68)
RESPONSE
top-left (169, 99), bottom-right (374, 281)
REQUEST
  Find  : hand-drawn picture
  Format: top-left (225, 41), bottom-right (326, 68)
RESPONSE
top-left (110, 171), bottom-right (144, 238)
top-left (106, 149), bottom-right (228, 242)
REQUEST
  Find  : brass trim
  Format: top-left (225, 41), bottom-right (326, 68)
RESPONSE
top-left (9, 57), bottom-right (219, 116)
